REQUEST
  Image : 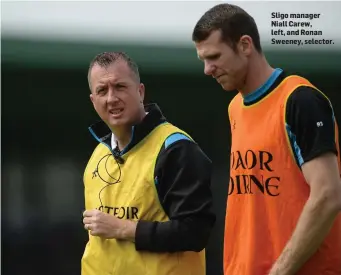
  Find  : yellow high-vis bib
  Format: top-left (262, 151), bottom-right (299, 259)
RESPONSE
top-left (81, 122), bottom-right (206, 275)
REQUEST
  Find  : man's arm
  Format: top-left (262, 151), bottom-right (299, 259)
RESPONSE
top-left (269, 86), bottom-right (341, 275)
top-left (269, 153), bottom-right (341, 275)
top-left (134, 136), bottom-right (216, 252)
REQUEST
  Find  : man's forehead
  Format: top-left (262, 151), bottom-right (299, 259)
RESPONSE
top-left (91, 62), bottom-right (130, 83)
top-left (195, 30), bottom-right (223, 59)
top-left (196, 44), bottom-right (220, 60)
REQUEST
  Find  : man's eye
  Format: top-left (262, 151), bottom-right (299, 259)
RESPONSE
top-left (207, 54), bottom-right (220, 60)
top-left (116, 84), bottom-right (126, 90)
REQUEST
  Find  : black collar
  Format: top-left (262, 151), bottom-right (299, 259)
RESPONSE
top-left (243, 70), bottom-right (287, 106)
top-left (88, 103), bottom-right (167, 155)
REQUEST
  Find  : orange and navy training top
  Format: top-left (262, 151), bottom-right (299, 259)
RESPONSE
top-left (225, 68), bottom-right (341, 275)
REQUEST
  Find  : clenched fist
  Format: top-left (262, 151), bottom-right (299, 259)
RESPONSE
top-left (83, 209), bottom-right (137, 241)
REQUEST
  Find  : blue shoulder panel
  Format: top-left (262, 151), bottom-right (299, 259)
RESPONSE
top-left (165, 133), bottom-right (191, 149)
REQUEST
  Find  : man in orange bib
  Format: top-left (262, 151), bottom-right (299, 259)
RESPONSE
top-left (192, 3), bottom-right (341, 275)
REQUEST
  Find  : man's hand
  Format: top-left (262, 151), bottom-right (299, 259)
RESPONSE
top-left (83, 209), bottom-right (137, 241)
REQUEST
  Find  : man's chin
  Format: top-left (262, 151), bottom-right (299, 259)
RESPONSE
top-left (107, 118), bottom-right (127, 129)
top-left (221, 82), bottom-right (237, 92)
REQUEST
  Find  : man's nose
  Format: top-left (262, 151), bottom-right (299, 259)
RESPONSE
top-left (107, 89), bottom-right (119, 103)
top-left (204, 61), bottom-right (215, 76)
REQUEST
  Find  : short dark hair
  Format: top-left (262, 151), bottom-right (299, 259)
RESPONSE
top-left (88, 51), bottom-right (140, 87)
top-left (192, 3), bottom-right (262, 53)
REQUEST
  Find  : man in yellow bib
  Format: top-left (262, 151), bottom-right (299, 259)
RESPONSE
top-left (81, 51), bottom-right (215, 275)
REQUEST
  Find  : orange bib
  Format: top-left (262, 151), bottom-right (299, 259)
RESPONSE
top-left (224, 75), bottom-right (341, 275)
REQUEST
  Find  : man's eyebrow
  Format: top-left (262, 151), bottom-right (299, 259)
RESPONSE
top-left (114, 80), bottom-right (128, 85)
top-left (95, 84), bottom-right (105, 91)
top-left (206, 53), bottom-right (220, 60)
top-left (197, 53), bottom-right (220, 61)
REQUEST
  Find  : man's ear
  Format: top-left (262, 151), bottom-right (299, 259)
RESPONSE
top-left (239, 35), bottom-right (253, 56)
top-left (138, 83), bottom-right (145, 103)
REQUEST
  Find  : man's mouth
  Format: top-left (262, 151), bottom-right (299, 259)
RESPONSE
top-left (215, 74), bottom-right (225, 79)
top-left (109, 108), bottom-right (124, 115)
top-left (214, 74), bottom-right (224, 83)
